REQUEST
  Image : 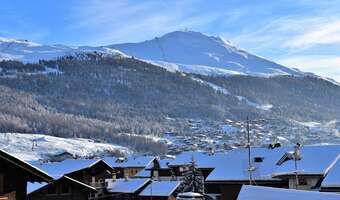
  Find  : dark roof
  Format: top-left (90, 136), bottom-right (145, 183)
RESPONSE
top-left (0, 149), bottom-right (52, 182)
top-left (28, 176), bottom-right (97, 196)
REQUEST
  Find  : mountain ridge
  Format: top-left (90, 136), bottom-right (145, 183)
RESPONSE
top-left (108, 30), bottom-right (304, 77)
top-left (1, 30), bottom-right (310, 78)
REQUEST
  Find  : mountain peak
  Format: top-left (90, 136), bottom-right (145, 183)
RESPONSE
top-left (158, 30), bottom-right (233, 47)
top-left (109, 31), bottom-right (302, 77)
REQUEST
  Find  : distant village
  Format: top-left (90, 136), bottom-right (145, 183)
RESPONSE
top-left (1, 143), bottom-right (340, 200)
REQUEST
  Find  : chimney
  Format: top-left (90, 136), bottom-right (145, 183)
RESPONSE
top-left (112, 173), bottom-right (116, 182)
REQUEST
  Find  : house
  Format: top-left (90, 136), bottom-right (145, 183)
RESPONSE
top-left (0, 149), bottom-right (52, 200)
top-left (64, 160), bottom-right (115, 188)
top-left (27, 176), bottom-right (96, 200)
top-left (105, 156), bottom-right (155, 178)
top-left (167, 151), bottom-right (225, 180)
top-left (139, 159), bottom-right (175, 180)
top-left (272, 145), bottom-right (340, 190)
top-left (205, 147), bottom-right (289, 200)
top-left (105, 178), bottom-right (151, 200)
top-left (27, 159), bottom-right (115, 200)
top-left (237, 185), bottom-right (340, 200)
top-left (29, 159), bottom-right (115, 189)
top-left (320, 156), bottom-right (340, 192)
top-left (205, 145), bottom-right (340, 200)
top-left (139, 180), bottom-right (181, 200)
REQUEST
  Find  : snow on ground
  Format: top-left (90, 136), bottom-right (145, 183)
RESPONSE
top-left (236, 95), bottom-right (273, 111)
top-left (150, 60), bottom-right (244, 76)
top-left (221, 124), bottom-right (239, 134)
top-left (0, 37), bottom-right (127, 63)
top-left (191, 77), bottom-right (230, 95)
top-left (0, 133), bottom-right (131, 161)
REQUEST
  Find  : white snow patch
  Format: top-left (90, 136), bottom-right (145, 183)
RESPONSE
top-left (191, 77), bottom-right (230, 95)
top-left (236, 96), bottom-right (273, 111)
top-left (0, 133), bottom-right (131, 161)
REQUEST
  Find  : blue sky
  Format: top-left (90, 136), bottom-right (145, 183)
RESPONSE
top-left (1, 0), bottom-right (340, 81)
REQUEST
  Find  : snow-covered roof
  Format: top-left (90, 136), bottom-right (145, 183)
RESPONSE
top-left (321, 156), bottom-right (340, 188)
top-left (139, 181), bottom-right (181, 196)
top-left (107, 178), bottom-right (150, 193)
top-left (206, 145), bottom-right (340, 182)
top-left (28, 176), bottom-right (96, 195)
top-left (0, 149), bottom-right (52, 182)
top-left (237, 185), bottom-right (340, 200)
top-left (30, 159), bottom-right (99, 179)
top-left (273, 145), bottom-right (340, 176)
top-left (168, 151), bottom-right (227, 168)
top-left (104, 156), bottom-right (155, 168)
top-left (134, 168), bottom-right (151, 178)
top-left (206, 147), bottom-right (287, 181)
top-left (178, 192), bottom-right (204, 197)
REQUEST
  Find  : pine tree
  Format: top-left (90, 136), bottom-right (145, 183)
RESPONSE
top-left (178, 156), bottom-right (204, 194)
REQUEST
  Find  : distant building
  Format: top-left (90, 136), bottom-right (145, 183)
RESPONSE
top-left (0, 149), bottom-right (52, 200)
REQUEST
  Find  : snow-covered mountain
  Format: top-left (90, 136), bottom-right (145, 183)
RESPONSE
top-left (1, 31), bottom-right (305, 77)
top-left (0, 37), bottom-right (125, 63)
top-left (108, 31), bottom-right (304, 77)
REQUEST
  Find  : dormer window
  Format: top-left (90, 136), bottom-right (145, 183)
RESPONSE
top-left (254, 157), bottom-right (264, 163)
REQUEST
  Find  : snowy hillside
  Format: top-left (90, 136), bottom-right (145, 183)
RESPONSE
top-left (0, 133), bottom-right (131, 161)
top-left (109, 31), bottom-right (304, 77)
top-left (0, 37), bottom-right (125, 62)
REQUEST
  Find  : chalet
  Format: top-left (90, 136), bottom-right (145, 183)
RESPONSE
top-left (167, 151), bottom-right (224, 180)
top-left (107, 156), bottom-right (155, 178)
top-left (205, 145), bottom-right (340, 200)
top-left (30, 159), bottom-right (115, 189)
top-left (105, 178), bottom-right (151, 200)
top-left (0, 149), bottom-right (52, 200)
top-left (272, 145), bottom-right (340, 190)
top-left (27, 159), bottom-right (115, 200)
top-left (27, 176), bottom-right (96, 200)
top-left (137, 159), bottom-right (174, 180)
top-left (320, 156), bottom-right (340, 193)
top-left (139, 180), bottom-right (181, 200)
top-left (64, 159), bottom-right (115, 188)
top-left (205, 147), bottom-right (289, 200)
top-left (237, 185), bottom-right (340, 200)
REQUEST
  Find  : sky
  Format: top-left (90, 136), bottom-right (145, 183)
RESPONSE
top-left (1, 0), bottom-right (340, 81)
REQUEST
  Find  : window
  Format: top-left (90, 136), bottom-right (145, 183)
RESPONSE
top-left (298, 178), bottom-right (308, 186)
top-left (61, 184), bottom-right (70, 194)
top-left (254, 157), bottom-right (264, 163)
top-left (0, 173), bottom-right (4, 194)
top-left (47, 186), bottom-right (56, 194)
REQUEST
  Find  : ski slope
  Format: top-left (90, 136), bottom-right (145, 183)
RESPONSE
top-left (0, 133), bottom-right (131, 161)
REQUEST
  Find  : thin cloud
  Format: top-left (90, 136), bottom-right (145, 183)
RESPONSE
top-left (278, 55), bottom-right (340, 82)
top-left (67, 0), bottom-right (221, 45)
top-left (284, 20), bottom-right (340, 48)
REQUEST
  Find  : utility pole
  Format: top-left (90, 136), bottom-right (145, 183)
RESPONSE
top-left (246, 116), bottom-right (253, 185)
top-left (294, 143), bottom-right (301, 189)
